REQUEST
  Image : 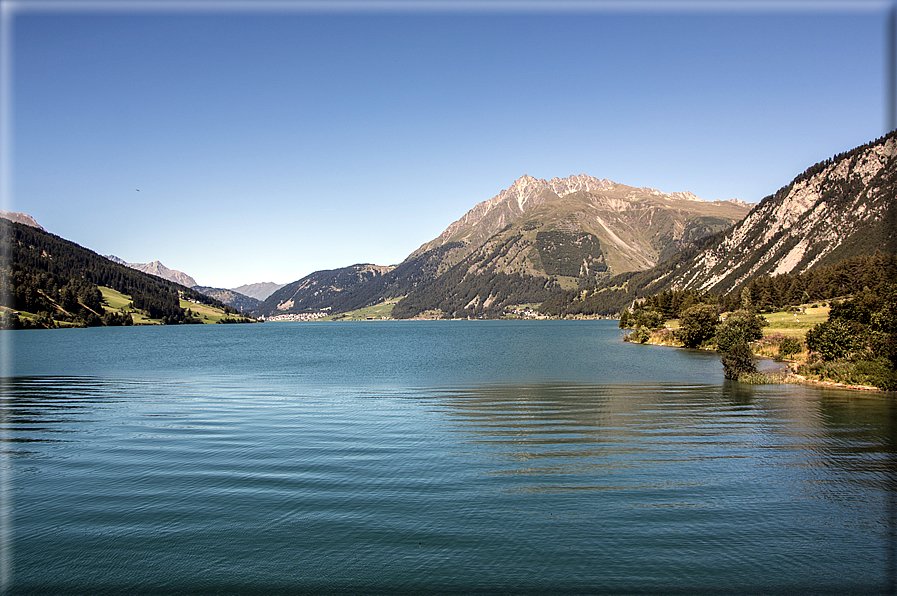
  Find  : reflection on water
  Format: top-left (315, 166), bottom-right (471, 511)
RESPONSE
top-left (5, 322), bottom-right (897, 594)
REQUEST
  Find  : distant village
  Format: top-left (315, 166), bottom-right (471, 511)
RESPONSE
top-left (260, 311), bottom-right (329, 322)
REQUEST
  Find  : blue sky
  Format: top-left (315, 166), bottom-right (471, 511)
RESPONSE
top-left (3, 1), bottom-right (891, 288)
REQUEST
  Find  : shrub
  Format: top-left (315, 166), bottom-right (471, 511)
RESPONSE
top-left (738, 371), bottom-right (790, 385)
top-left (719, 342), bottom-right (756, 380)
top-left (677, 303), bottom-right (719, 348)
top-left (715, 309), bottom-right (767, 380)
top-left (624, 326), bottom-right (651, 344)
top-left (805, 319), bottom-right (857, 361)
top-left (777, 336), bottom-right (803, 360)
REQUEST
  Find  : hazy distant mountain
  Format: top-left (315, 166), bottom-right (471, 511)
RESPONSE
top-left (191, 286), bottom-right (261, 312)
top-left (106, 256), bottom-right (198, 288)
top-left (232, 282), bottom-right (284, 301)
top-left (0, 210), bottom-right (44, 231)
top-left (541, 131), bottom-right (897, 316)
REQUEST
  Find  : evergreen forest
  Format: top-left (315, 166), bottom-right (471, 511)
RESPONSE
top-left (1, 221), bottom-right (240, 329)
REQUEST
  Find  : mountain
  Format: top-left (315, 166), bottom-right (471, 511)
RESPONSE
top-left (253, 241), bottom-right (466, 318)
top-left (191, 286), bottom-right (261, 313)
top-left (541, 131), bottom-right (897, 316)
top-left (0, 210), bottom-right (44, 230)
top-left (653, 133), bottom-right (896, 294)
top-left (255, 264), bottom-right (396, 318)
top-left (389, 175), bottom-right (751, 318)
top-left (106, 256), bottom-right (198, 287)
top-left (232, 282), bottom-right (285, 301)
top-left (2, 221), bottom-right (238, 328)
top-left (406, 174), bottom-right (750, 276)
top-left (257, 175), bottom-right (750, 319)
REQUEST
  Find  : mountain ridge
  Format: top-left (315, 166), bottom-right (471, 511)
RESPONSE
top-left (254, 174), bottom-right (751, 318)
top-left (107, 256), bottom-right (198, 288)
top-left (540, 131), bottom-right (897, 317)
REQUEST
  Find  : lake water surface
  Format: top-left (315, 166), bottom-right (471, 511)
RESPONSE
top-left (3, 320), bottom-right (896, 594)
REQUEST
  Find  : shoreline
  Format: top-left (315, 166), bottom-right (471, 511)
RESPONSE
top-left (634, 334), bottom-right (889, 394)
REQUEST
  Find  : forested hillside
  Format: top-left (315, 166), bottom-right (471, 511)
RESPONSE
top-left (254, 242), bottom-right (464, 317)
top-left (541, 252), bottom-right (897, 319)
top-left (1, 220), bottom-right (239, 328)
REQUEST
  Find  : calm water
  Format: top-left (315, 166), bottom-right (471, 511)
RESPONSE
top-left (3, 320), bottom-right (896, 594)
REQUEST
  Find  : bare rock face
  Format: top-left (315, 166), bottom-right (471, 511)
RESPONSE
top-left (651, 133), bottom-right (897, 295)
top-left (258, 174), bottom-right (752, 319)
top-left (0, 210), bottom-right (44, 231)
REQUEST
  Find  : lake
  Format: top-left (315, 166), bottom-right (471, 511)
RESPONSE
top-left (3, 320), bottom-right (896, 594)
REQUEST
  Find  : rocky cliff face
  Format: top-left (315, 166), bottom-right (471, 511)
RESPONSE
top-left (647, 132), bottom-right (897, 295)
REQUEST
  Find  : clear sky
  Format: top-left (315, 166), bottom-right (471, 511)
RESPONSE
top-left (3, 0), bottom-right (892, 289)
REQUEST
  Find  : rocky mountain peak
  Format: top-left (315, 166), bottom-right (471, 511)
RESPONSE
top-left (105, 256), bottom-right (198, 288)
top-left (547, 174), bottom-right (616, 197)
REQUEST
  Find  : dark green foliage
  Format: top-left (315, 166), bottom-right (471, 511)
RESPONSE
top-left (714, 308), bottom-right (767, 379)
top-left (392, 235), bottom-right (561, 319)
top-left (624, 326), bottom-right (651, 344)
top-left (535, 230), bottom-right (606, 278)
top-left (217, 317), bottom-right (255, 324)
top-left (255, 242), bottom-right (466, 318)
top-left (805, 319), bottom-right (859, 361)
top-left (797, 358), bottom-right (897, 391)
top-left (644, 289), bottom-right (717, 320)
top-left (618, 302), bottom-right (666, 330)
top-left (618, 309), bottom-right (630, 329)
top-left (730, 252), bottom-right (897, 312)
top-left (719, 342), bottom-right (757, 381)
top-left (538, 238), bottom-right (726, 318)
top-left (634, 308), bottom-right (665, 330)
top-left (1, 220), bottom-right (234, 328)
top-left (677, 303), bottom-right (719, 348)
top-left (777, 336), bottom-right (803, 360)
top-left (800, 284), bottom-right (897, 389)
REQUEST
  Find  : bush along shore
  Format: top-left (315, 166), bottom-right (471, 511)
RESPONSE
top-left (620, 286), bottom-right (897, 392)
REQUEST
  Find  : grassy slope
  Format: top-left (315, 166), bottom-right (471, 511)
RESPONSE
top-left (98, 286), bottom-right (240, 325)
top-left (327, 300), bottom-right (398, 321)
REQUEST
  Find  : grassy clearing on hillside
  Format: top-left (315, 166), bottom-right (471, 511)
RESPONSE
top-left (328, 300), bottom-right (397, 321)
top-left (762, 306), bottom-right (829, 330)
top-left (99, 286), bottom-right (158, 324)
top-left (99, 286), bottom-right (132, 310)
top-left (179, 298), bottom-right (234, 323)
top-left (98, 286), bottom-right (238, 324)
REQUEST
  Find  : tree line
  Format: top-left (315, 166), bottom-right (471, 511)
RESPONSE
top-left (542, 251), bottom-right (897, 319)
top-left (2, 221), bottom-right (237, 328)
